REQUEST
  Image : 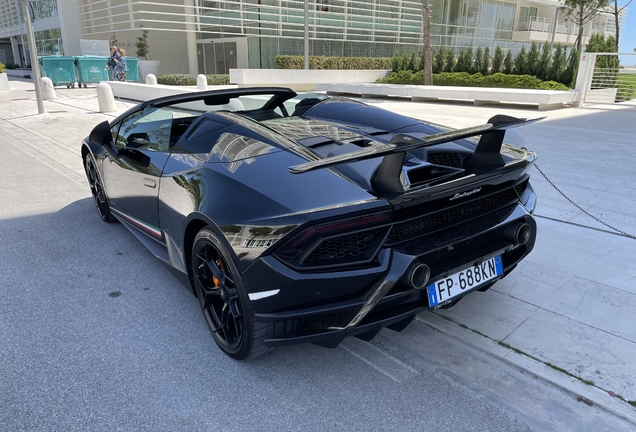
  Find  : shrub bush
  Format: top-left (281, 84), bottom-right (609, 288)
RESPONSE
top-left (0, 62), bottom-right (4, 73)
top-left (377, 71), bottom-right (569, 90)
top-left (616, 83), bottom-right (636, 102)
top-left (157, 74), bottom-right (230, 86)
top-left (275, 55), bottom-right (391, 70)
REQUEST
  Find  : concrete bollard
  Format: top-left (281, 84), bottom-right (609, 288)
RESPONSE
top-left (146, 74), bottom-right (157, 85)
top-left (40, 77), bottom-right (57, 100)
top-left (197, 74), bottom-right (208, 90)
top-left (96, 82), bottom-right (117, 113)
top-left (0, 73), bottom-right (9, 91)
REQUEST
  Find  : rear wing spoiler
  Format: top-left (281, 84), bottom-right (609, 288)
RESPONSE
top-left (289, 115), bottom-right (542, 175)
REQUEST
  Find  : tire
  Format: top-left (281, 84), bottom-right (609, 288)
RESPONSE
top-left (84, 153), bottom-right (116, 223)
top-left (192, 228), bottom-right (273, 360)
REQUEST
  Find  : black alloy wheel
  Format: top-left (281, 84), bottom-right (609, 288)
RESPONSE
top-left (84, 153), bottom-right (115, 223)
top-left (192, 228), bottom-right (271, 360)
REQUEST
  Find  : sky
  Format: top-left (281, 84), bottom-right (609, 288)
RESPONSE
top-left (617, 0), bottom-right (636, 64)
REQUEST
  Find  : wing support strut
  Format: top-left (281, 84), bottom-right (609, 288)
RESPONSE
top-left (289, 114), bottom-right (543, 195)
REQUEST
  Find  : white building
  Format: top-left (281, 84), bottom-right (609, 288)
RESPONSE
top-left (0, 0), bottom-right (622, 75)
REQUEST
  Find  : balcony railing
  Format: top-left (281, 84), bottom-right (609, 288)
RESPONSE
top-left (517, 16), bottom-right (551, 32)
top-left (517, 16), bottom-right (611, 38)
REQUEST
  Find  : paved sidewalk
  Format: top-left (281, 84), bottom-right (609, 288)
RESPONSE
top-left (377, 98), bottom-right (636, 423)
top-left (2, 78), bottom-right (635, 424)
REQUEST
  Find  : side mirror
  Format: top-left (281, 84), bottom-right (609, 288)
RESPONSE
top-left (89, 120), bottom-right (119, 159)
top-left (127, 132), bottom-right (151, 148)
top-left (89, 121), bottom-right (113, 147)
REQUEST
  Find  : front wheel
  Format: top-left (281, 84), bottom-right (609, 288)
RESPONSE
top-left (84, 153), bottom-right (116, 223)
top-left (192, 228), bottom-right (272, 360)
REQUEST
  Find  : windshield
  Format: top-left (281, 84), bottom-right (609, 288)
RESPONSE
top-left (163, 92), bottom-right (328, 119)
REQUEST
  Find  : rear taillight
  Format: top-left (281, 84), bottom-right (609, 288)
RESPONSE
top-left (274, 211), bottom-right (392, 270)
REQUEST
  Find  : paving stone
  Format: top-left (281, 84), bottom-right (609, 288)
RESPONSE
top-left (503, 309), bottom-right (636, 401)
top-left (435, 289), bottom-right (539, 342)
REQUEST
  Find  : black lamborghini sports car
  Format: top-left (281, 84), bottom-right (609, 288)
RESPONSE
top-left (83, 87), bottom-right (539, 359)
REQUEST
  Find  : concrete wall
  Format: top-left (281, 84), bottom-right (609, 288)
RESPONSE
top-left (106, 81), bottom-right (237, 102)
top-left (58, 0), bottom-right (82, 56)
top-left (75, 0), bottom-right (193, 75)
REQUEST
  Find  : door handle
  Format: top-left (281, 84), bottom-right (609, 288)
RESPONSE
top-left (144, 178), bottom-right (156, 188)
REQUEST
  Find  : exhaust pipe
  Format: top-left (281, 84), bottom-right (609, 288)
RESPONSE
top-left (404, 263), bottom-right (431, 290)
top-left (504, 222), bottom-right (532, 245)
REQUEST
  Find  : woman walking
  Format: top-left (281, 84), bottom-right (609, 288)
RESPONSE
top-left (115, 48), bottom-right (128, 82)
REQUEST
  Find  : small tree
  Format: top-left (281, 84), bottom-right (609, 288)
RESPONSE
top-left (562, 47), bottom-right (580, 87)
top-left (391, 52), bottom-right (400, 72)
top-left (110, 33), bottom-right (118, 47)
top-left (563, 0), bottom-right (610, 53)
top-left (434, 47), bottom-right (445, 74)
top-left (527, 42), bottom-right (540, 76)
top-left (587, 34), bottom-right (619, 87)
top-left (537, 42), bottom-right (552, 81)
top-left (455, 48), bottom-right (473, 73)
top-left (549, 44), bottom-right (565, 82)
top-left (135, 26), bottom-right (150, 60)
top-left (480, 47), bottom-right (490, 75)
top-left (610, 0), bottom-right (631, 47)
top-left (503, 50), bottom-right (514, 74)
top-left (514, 46), bottom-right (528, 75)
top-left (465, 47), bottom-right (476, 73)
top-left (492, 46), bottom-right (504, 73)
top-left (444, 48), bottom-right (455, 72)
top-left (407, 52), bottom-right (418, 72)
top-left (475, 47), bottom-right (483, 74)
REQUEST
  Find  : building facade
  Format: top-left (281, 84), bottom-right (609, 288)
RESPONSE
top-left (0, 0), bottom-right (622, 75)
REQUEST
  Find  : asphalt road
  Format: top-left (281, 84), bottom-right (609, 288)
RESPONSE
top-left (0, 127), bottom-right (533, 432)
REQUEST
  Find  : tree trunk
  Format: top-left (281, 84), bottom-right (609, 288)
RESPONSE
top-left (421, 0), bottom-right (433, 85)
top-left (576, 7), bottom-right (584, 53)
top-left (614, 0), bottom-right (620, 47)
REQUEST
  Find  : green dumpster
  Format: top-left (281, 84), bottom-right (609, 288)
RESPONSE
top-left (39, 56), bottom-right (77, 88)
top-left (74, 56), bottom-right (109, 87)
top-left (123, 57), bottom-right (139, 82)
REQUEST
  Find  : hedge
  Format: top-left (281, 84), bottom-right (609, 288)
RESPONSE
top-left (616, 83), bottom-right (636, 102)
top-left (156, 74), bottom-right (230, 86)
top-left (275, 55), bottom-right (391, 70)
top-left (377, 71), bottom-right (570, 91)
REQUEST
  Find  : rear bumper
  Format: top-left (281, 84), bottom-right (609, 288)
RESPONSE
top-left (244, 200), bottom-right (537, 348)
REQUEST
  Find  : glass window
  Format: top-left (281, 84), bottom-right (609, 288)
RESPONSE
top-left (172, 118), bottom-right (229, 157)
top-left (115, 108), bottom-right (174, 152)
top-left (33, 27), bottom-right (63, 55)
top-left (33, 0), bottom-right (59, 20)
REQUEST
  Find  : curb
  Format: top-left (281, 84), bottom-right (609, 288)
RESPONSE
top-left (416, 312), bottom-right (636, 426)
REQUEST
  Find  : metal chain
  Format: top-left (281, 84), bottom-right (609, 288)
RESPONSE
top-left (533, 163), bottom-right (636, 240)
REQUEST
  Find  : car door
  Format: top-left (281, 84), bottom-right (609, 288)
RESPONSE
top-left (102, 107), bottom-right (174, 239)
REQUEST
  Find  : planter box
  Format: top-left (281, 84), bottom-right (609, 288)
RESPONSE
top-left (0, 73), bottom-right (9, 91)
top-left (229, 69), bottom-right (391, 91)
top-left (317, 83), bottom-right (577, 110)
top-left (105, 81), bottom-right (237, 102)
top-left (138, 60), bottom-right (160, 82)
top-left (4, 69), bottom-right (32, 78)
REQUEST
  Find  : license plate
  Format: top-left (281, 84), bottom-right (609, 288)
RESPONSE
top-left (427, 255), bottom-right (503, 308)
